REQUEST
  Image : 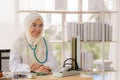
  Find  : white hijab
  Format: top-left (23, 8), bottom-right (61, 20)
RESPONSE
top-left (21, 12), bottom-right (46, 65)
top-left (24, 12), bottom-right (44, 46)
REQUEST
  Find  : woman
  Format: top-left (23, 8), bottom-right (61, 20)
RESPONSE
top-left (9, 12), bottom-right (58, 74)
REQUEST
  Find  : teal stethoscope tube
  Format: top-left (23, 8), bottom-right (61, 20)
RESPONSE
top-left (29, 37), bottom-right (48, 64)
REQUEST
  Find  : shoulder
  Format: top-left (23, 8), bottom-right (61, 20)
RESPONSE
top-left (43, 37), bottom-right (50, 44)
top-left (12, 33), bottom-right (26, 47)
top-left (43, 37), bottom-right (53, 51)
top-left (43, 37), bottom-right (52, 47)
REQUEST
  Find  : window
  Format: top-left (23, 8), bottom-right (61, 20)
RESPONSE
top-left (18, 0), bottom-right (78, 66)
top-left (17, 0), bottom-right (116, 80)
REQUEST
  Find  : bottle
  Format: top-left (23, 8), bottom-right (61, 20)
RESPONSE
top-left (0, 70), bottom-right (3, 78)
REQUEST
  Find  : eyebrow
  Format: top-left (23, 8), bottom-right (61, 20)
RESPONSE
top-left (32, 23), bottom-right (43, 25)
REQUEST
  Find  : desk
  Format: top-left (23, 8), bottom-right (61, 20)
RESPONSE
top-left (19, 74), bottom-right (93, 80)
top-left (0, 49), bottom-right (10, 70)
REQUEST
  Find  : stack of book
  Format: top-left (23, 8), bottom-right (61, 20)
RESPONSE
top-left (71, 37), bottom-right (93, 71)
top-left (64, 22), bottom-right (112, 42)
top-left (81, 52), bottom-right (94, 71)
top-left (94, 60), bottom-right (114, 71)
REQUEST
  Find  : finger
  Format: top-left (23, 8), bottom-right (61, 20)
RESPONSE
top-left (42, 66), bottom-right (51, 72)
top-left (34, 68), bottom-right (49, 73)
top-left (34, 63), bottom-right (41, 69)
top-left (42, 66), bottom-right (49, 70)
top-left (36, 67), bottom-right (50, 73)
top-left (30, 62), bottom-right (41, 71)
top-left (30, 63), bottom-right (37, 71)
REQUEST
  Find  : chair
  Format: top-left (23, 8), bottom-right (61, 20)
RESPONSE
top-left (0, 49), bottom-right (10, 71)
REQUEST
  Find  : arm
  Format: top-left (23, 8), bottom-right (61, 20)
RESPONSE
top-left (43, 42), bottom-right (58, 71)
top-left (9, 42), bottom-right (30, 72)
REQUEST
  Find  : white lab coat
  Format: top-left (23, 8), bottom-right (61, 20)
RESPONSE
top-left (9, 34), bottom-right (58, 72)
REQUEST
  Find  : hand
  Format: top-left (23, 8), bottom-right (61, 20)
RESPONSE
top-left (30, 62), bottom-right (42, 71)
top-left (34, 66), bottom-right (51, 74)
top-left (30, 62), bottom-right (51, 74)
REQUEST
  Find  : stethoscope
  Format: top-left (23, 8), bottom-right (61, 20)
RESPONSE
top-left (28, 37), bottom-right (48, 64)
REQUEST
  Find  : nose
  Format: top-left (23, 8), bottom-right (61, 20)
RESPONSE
top-left (36, 26), bottom-right (40, 30)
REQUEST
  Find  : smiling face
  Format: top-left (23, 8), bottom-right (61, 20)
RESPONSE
top-left (30, 18), bottom-right (44, 38)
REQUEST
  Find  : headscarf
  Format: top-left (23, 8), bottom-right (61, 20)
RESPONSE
top-left (21, 12), bottom-right (46, 65)
top-left (24, 12), bottom-right (44, 46)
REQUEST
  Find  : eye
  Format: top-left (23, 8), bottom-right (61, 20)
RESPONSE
top-left (39, 24), bottom-right (44, 27)
top-left (32, 24), bottom-right (37, 27)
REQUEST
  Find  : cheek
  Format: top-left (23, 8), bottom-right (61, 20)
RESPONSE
top-left (30, 28), bottom-right (43, 38)
top-left (30, 28), bottom-right (34, 34)
top-left (30, 28), bottom-right (36, 37)
top-left (39, 28), bottom-right (43, 33)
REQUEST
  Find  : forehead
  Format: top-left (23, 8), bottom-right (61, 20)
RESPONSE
top-left (32, 18), bottom-right (43, 24)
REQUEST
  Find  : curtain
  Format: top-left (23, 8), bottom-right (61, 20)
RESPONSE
top-left (109, 0), bottom-right (120, 80)
top-left (0, 0), bottom-right (16, 49)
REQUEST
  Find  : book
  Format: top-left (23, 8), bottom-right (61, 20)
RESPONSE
top-left (77, 36), bottom-right (81, 69)
top-left (94, 60), bottom-right (112, 65)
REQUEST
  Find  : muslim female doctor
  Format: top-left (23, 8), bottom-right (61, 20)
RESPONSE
top-left (9, 12), bottom-right (58, 74)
